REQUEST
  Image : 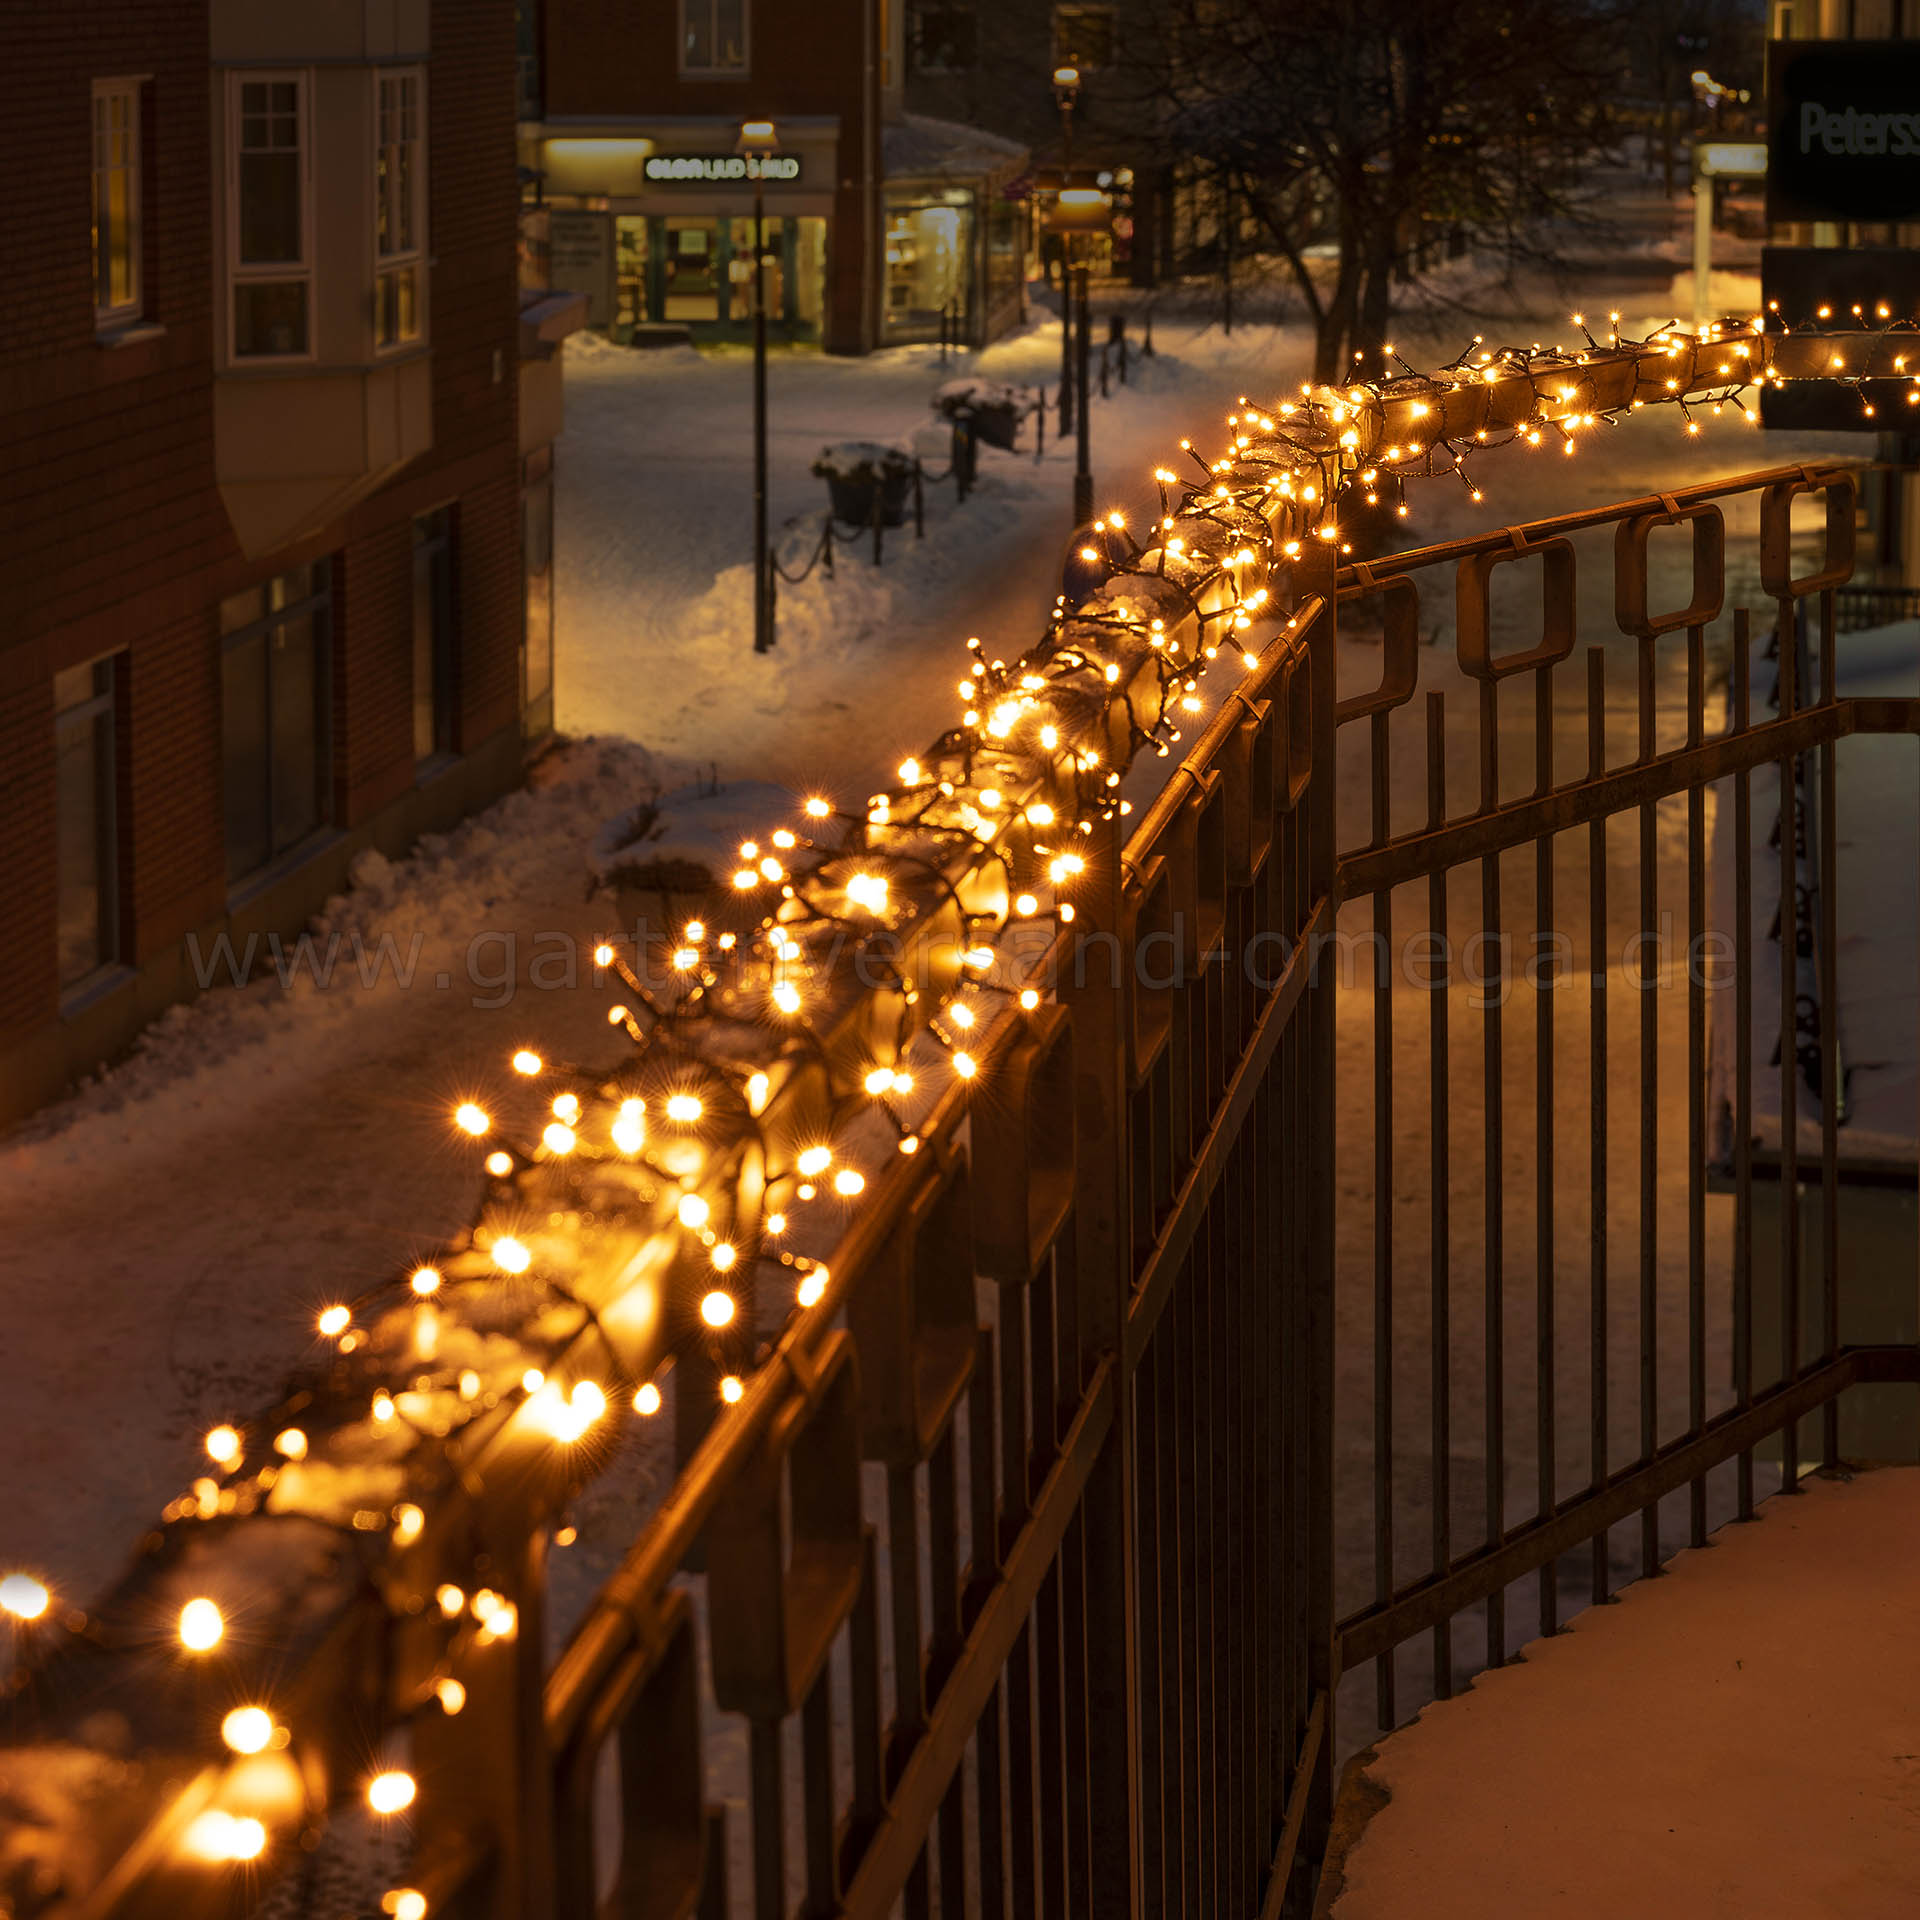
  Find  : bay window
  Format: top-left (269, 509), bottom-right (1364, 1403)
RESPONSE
top-left (375, 70), bottom-right (426, 350)
top-left (229, 73), bottom-right (310, 359)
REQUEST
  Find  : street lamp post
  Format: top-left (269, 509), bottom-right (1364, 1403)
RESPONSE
top-left (1053, 67), bottom-right (1078, 438)
top-left (738, 119), bottom-right (779, 654)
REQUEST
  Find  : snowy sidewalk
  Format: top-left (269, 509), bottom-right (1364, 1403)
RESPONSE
top-left (1321, 1469), bottom-right (1920, 1920)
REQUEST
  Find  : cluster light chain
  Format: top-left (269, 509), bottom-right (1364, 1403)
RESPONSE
top-left (0, 313), bottom-right (1900, 1909)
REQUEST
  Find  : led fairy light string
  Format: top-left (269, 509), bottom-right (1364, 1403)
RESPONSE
top-left (5, 317), bottom-right (1906, 1916)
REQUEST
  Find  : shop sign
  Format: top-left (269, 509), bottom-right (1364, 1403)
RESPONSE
top-left (1767, 39), bottom-right (1920, 223)
top-left (644, 154), bottom-right (802, 183)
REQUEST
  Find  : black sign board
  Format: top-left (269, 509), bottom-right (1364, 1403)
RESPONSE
top-left (1767, 39), bottom-right (1920, 225)
top-left (1759, 245), bottom-right (1920, 431)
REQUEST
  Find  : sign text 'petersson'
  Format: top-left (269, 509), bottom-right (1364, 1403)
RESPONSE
top-left (1767, 38), bottom-right (1920, 223)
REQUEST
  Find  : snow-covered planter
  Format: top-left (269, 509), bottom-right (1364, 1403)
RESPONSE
top-left (812, 441), bottom-right (914, 529)
top-left (933, 377), bottom-right (1026, 450)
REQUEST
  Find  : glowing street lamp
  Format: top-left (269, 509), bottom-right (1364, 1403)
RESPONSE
top-left (738, 117), bottom-right (781, 656)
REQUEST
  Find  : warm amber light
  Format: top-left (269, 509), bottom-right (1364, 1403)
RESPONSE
top-left (511, 1050), bottom-right (542, 1075)
top-left (317, 1305), bottom-right (350, 1338)
top-left (221, 1706), bottom-right (275, 1754)
top-left (0, 1575), bottom-right (50, 1621)
top-left (455, 1103), bottom-right (489, 1136)
top-left (367, 1771), bottom-right (417, 1816)
top-left (701, 1290), bottom-right (736, 1328)
top-left (178, 1597), bottom-right (224, 1652)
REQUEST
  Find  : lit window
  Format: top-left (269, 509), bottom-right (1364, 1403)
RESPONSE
top-left (220, 564), bottom-right (332, 882)
top-left (375, 70), bottom-right (427, 350)
top-left (230, 73), bottom-right (310, 358)
top-left (91, 81), bottom-right (142, 327)
top-left (53, 657), bottom-right (122, 988)
top-left (682, 0), bottom-right (748, 74)
top-left (1052, 4), bottom-right (1114, 71)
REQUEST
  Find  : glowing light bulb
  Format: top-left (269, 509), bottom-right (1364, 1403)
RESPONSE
top-left (542, 1122), bottom-right (576, 1155)
top-left (766, 1211), bottom-right (787, 1235)
top-left (747, 1072), bottom-right (770, 1114)
top-left (436, 1677), bottom-right (466, 1715)
top-left (771, 981), bottom-right (801, 1014)
top-left (384, 1893), bottom-right (429, 1920)
top-left (317, 1305), bottom-right (350, 1338)
top-left (185, 1810), bottom-right (268, 1863)
top-left (678, 1192), bottom-right (711, 1229)
top-left (206, 1425), bottom-right (242, 1467)
top-left (954, 1052), bottom-right (978, 1080)
top-left (222, 1706), bottom-right (275, 1754)
top-left (634, 1381), bottom-right (662, 1416)
top-left (1026, 802), bottom-right (1055, 825)
top-left (367, 1771), bottom-right (417, 1816)
top-left (455, 1104), bottom-right (489, 1136)
top-left (966, 947), bottom-right (994, 969)
top-left (274, 1428), bottom-right (307, 1461)
top-left (898, 757), bottom-right (921, 782)
top-left (1014, 893), bottom-right (1038, 916)
top-left (720, 1375), bottom-right (745, 1404)
top-left (512, 1050), bottom-right (542, 1075)
top-left (833, 1168), bottom-right (866, 1197)
top-left (485, 1151), bottom-right (513, 1177)
top-left (492, 1237), bottom-right (532, 1274)
top-left (845, 872), bottom-right (889, 913)
top-left (805, 795), bottom-right (831, 817)
top-left (701, 1290), bottom-right (736, 1328)
top-left (178, 1597), bottom-right (224, 1652)
top-left (950, 1002), bottom-right (975, 1029)
top-left (410, 1266), bottom-right (442, 1297)
top-left (797, 1145), bottom-right (833, 1177)
top-left (710, 1242), bottom-right (738, 1273)
top-left (864, 1067), bottom-right (893, 1095)
top-left (666, 1093), bottom-right (702, 1123)
top-left (372, 1391), bottom-right (396, 1424)
top-left (732, 868), bottom-right (757, 890)
top-left (593, 943), bottom-right (615, 967)
top-left (672, 946), bottom-right (699, 971)
top-left (0, 1575), bottom-right (49, 1621)
top-left (1019, 988), bottom-right (1040, 1010)
top-left (797, 1269), bottom-right (828, 1307)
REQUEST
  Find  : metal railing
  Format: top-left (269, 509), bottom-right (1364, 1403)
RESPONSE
top-left (7, 326), bottom-right (1920, 1920)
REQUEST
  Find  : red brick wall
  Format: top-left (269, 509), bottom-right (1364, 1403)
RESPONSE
top-left (0, 0), bottom-right (529, 1080)
top-left (542, 0), bottom-right (880, 352)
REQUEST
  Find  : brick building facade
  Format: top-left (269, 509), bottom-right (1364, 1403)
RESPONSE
top-left (0, 0), bottom-right (579, 1127)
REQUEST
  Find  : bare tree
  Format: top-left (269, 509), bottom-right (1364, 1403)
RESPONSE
top-left (1136, 0), bottom-right (1627, 382)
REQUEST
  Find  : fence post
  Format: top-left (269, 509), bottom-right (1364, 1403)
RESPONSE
top-left (871, 480), bottom-right (884, 566)
top-left (766, 546), bottom-right (778, 644)
top-left (1142, 313), bottom-right (1155, 358)
top-left (1100, 342), bottom-right (1110, 400)
top-left (822, 509), bottom-right (834, 577)
top-left (1036, 386), bottom-right (1047, 461)
top-left (914, 457), bottom-right (925, 539)
top-left (1061, 808), bottom-right (1141, 1920)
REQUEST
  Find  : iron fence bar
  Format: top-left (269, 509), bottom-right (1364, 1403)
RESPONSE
top-left (1533, 656), bottom-right (1558, 1642)
top-left (1687, 623), bottom-right (1709, 1552)
top-left (1337, 1345), bottom-right (1920, 1670)
top-left (1733, 612), bottom-right (1755, 1523)
top-left (1778, 594), bottom-right (1801, 1493)
top-left (1371, 704), bottom-right (1397, 1729)
top-left (1426, 692), bottom-right (1454, 1698)
top-left (1819, 585), bottom-right (1842, 1471)
top-left (1636, 632), bottom-right (1660, 1582)
top-left (1479, 677), bottom-right (1508, 1670)
top-left (1586, 648), bottom-right (1610, 1609)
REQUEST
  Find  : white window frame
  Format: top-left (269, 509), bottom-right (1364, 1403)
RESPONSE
top-left (225, 68), bottom-right (315, 364)
top-left (91, 79), bottom-right (144, 330)
top-left (373, 65), bottom-right (429, 353)
top-left (679, 0), bottom-right (750, 77)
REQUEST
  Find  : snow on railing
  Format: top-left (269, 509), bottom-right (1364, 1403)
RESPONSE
top-left (1, 315), bottom-right (1907, 1918)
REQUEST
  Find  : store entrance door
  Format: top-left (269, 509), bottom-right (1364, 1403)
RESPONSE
top-left (663, 218), bottom-right (721, 322)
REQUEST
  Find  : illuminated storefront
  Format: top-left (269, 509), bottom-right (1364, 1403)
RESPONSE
top-left (882, 115), bottom-right (1028, 347)
top-left (533, 120), bottom-right (838, 346)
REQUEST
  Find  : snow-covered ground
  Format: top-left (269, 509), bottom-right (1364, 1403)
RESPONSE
top-left (0, 177), bottom-right (1883, 1804)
